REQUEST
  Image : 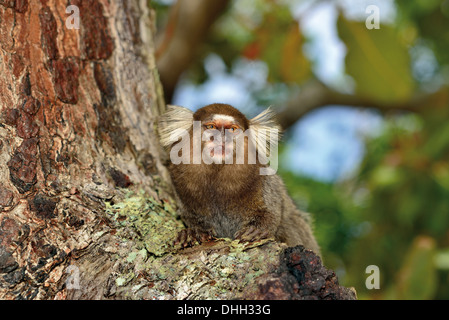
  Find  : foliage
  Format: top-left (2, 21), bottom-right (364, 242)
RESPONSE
top-left (337, 13), bottom-right (414, 103)
top-left (346, 111), bottom-right (449, 299)
top-left (280, 106), bottom-right (449, 299)
top-left (154, 0), bottom-right (449, 299)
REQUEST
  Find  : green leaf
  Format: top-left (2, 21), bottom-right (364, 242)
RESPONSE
top-left (250, 9), bottom-right (310, 84)
top-left (279, 25), bottom-right (311, 83)
top-left (435, 248), bottom-right (449, 270)
top-left (394, 236), bottom-right (437, 299)
top-left (432, 162), bottom-right (449, 191)
top-left (423, 123), bottom-right (449, 159)
top-left (337, 14), bottom-right (414, 103)
top-left (370, 165), bottom-right (403, 187)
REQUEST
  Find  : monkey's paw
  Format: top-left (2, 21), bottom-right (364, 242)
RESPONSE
top-left (234, 225), bottom-right (270, 243)
top-left (174, 228), bottom-right (214, 248)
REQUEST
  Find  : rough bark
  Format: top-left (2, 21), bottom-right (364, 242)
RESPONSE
top-left (0, 0), bottom-right (355, 300)
top-left (0, 0), bottom-right (169, 299)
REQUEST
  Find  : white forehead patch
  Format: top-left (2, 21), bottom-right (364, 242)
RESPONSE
top-left (212, 114), bottom-right (235, 122)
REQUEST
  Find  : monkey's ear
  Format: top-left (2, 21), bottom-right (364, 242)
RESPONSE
top-left (158, 105), bottom-right (194, 148)
top-left (249, 107), bottom-right (282, 156)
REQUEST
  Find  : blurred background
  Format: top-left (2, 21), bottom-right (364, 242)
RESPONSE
top-left (151, 0), bottom-right (449, 299)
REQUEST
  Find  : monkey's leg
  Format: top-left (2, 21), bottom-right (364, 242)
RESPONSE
top-left (234, 225), bottom-right (271, 243)
top-left (174, 228), bottom-right (214, 248)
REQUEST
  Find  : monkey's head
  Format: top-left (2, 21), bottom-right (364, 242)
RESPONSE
top-left (158, 103), bottom-right (281, 167)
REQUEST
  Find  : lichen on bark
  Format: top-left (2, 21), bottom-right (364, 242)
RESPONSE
top-left (70, 190), bottom-right (356, 300)
top-left (82, 189), bottom-right (285, 299)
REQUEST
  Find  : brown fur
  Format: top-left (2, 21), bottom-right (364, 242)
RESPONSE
top-left (193, 103), bottom-right (250, 129)
top-left (160, 104), bottom-right (320, 254)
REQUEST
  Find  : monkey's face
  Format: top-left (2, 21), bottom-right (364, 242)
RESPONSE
top-left (201, 114), bottom-right (245, 164)
top-left (159, 103), bottom-right (280, 171)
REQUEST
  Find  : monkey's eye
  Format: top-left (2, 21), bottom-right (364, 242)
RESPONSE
top-left (204, 123), bottom-right (217, 130)
top-left (229, 125), bottom-right (240, 133)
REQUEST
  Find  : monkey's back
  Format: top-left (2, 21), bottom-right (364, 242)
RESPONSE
top-left (262, 174), bottom-right (320, 254)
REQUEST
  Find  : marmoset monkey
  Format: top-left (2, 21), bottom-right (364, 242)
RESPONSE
top-left (158, 103), bottom-right (320, 254)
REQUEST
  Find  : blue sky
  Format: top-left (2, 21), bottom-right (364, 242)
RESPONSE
top-left (172, 0), bottom-right (391, 182)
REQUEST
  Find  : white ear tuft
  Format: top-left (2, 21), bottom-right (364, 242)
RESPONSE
top-left (249, 107), bottom-right (282, 158)
top-left (158, 105), bottom-right (194, 148)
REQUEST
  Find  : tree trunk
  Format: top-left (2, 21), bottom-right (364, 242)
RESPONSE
top-left (0, 0), bottom-right (170, 299)
top-left (0, 0), bottom-right (356, 300)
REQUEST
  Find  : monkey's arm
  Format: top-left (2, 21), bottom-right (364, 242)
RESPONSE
top-left (234, 210), bottom-right (278, 242)
top-left (173, 204), bottom-right (216, 248)
top-left (231, 174), bottom-right (283, 242)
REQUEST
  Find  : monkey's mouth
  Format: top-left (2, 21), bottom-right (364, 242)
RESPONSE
top-left (208, 145), bottom-right (234, 159)
top-left (210, 146), bottom-right (226, 157)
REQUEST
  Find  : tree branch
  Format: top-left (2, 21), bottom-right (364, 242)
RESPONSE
top-left (276, 80), bottom-right (449, 130)
top-left (156, 0), bottom-right (230, 103)
top-left (66, 191), bottom-right (356, 300)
